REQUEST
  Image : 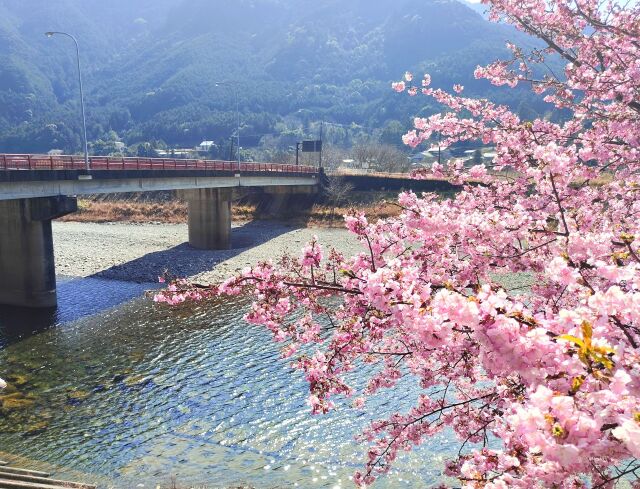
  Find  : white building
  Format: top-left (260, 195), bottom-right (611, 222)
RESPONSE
top-left (198, 141), bottom-right (215, 152)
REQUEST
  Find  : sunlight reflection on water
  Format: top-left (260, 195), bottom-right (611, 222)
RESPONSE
top-left (0, 279), bottom-right (454, 488)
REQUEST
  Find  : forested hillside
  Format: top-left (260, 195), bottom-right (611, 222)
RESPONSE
top-left (0, 0), bottom-right (551, 156)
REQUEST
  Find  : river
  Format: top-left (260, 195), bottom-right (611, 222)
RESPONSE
top-left (0, 275), bottom-right (457, 489)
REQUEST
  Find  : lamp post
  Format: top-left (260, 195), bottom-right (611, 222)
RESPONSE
top-left (215, 82), bottom-right (240, 173)
top-left (45, 31), bottom-right (90, 171)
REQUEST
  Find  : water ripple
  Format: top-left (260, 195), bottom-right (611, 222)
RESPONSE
top-left (0, 289), bottom-right (450, 488)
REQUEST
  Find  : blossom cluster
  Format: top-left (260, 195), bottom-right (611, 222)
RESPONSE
top-left (156, 0), bottom-right (640, 486)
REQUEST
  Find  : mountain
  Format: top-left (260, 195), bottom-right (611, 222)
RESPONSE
top-left (461, 0), bottom-right (491, 18)
top-left (0, 0), bottom-right (548, 154)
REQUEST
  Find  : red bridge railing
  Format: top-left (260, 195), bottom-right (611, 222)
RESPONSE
top-left (0, 154), bottom-right (318, 174)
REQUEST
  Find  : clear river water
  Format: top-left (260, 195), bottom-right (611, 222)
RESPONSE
top-left (0, 276), bottom-right (456, 488)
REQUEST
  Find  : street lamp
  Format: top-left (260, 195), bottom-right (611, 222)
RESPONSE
top-left (215, 82), bottom-right (240, 173)
top-left (45, 31), bottom-right (90, 171)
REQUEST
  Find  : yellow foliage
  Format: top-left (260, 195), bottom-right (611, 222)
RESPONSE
top-left (558, 321), bottom-right (615, 371)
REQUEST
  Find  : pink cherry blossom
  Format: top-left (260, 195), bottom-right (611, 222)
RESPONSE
top-left (391, 81), bottom-right (405, 93)
top-left (158, 0), bottom-right (640, 486)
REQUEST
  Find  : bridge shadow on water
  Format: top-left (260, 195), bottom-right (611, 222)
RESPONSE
top-left (0, 220), bottom-right (299, 346)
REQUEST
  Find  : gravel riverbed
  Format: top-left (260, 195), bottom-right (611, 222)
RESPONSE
top-left (52, 220), bottom-right (362, 284)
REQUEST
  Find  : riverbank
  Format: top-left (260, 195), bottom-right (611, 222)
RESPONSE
top-left (53, 221), bottom-right (362, 284)
top-left (58, 191), bottom-right (402, 226)
top-left (52, 220), bottom-right (532, 290)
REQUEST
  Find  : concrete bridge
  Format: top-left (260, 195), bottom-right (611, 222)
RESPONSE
top-left (0, 154), bottom-right (320, 309)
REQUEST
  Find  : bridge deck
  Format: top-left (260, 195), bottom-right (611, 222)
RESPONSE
top-left (0, 154), bottom-right (319, 200)
top-left (0, 154), bottom-right (316, 174)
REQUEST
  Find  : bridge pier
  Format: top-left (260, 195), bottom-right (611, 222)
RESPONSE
top-left (0, 196), bottom-right (77, 308)
top-left (260, 185), bottom-right (317, 218)
top-left (180, 188), bottom-right (232, 250)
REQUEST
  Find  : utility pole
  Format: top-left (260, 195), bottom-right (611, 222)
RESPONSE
top-left (318, 121), bottom-right (324, 168)
top-left (296, 142), bottom-right (301, 166)
top-left (216, 82), bottom-right (240, 173)
top-left (229, 137), bottom-right (235, 162)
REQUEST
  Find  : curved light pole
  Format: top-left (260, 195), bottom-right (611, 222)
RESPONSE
top-left (45, 31), bottom-right (90, 171)
top-left (215, 82), bottom-right (240, 173)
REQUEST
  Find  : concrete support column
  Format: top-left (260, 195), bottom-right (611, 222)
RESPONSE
top-left (260, 185), bottom-right (318, 218)
top-left (180, 188), bottom-right (233, 250)
top-left (0, 196), bottom-right (77, 308)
